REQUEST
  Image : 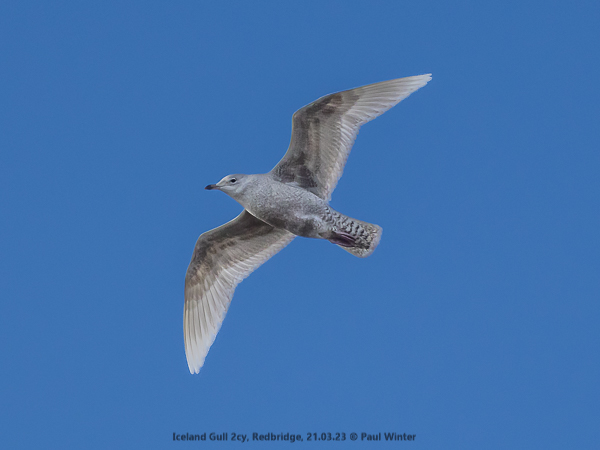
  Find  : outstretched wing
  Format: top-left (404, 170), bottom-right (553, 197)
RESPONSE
top-left (184, 210), bottom-right (294, 373)
top-left (271, 74), bottom-right (431, 200)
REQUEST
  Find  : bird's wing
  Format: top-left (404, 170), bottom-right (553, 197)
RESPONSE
top-left (184, 210), bottom-right (294, 373)
top-left (270, 74), bottom-right (431, 200)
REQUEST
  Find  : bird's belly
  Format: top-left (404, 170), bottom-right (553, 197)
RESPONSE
top-left (245, 194), bottom-right (330, 239)
top-left (262, 212), bottom-right (324, 238)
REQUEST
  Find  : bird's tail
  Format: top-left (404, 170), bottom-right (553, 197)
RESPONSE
top-left (327, 214), bottom-right (382, 258)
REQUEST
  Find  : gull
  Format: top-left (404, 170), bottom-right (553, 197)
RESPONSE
top-left (184, 74), bottom-right (431, 373)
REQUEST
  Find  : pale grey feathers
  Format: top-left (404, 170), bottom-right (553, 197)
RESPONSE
top-left (185, 75), bottom-right (431, 373)
top-left (271, 74), bottom-right (432, 200)
top-left (184, 211), bottom-right (294, 373)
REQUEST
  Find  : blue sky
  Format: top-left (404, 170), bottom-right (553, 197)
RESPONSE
top-left (1, 1), bottom-right (599, 449)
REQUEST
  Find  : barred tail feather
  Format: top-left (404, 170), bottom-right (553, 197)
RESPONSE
top-left (333, 216), bottom-right (383, 258)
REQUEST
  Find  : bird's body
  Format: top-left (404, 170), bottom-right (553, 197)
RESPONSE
top-left (220, 174), bottom-right (330, 238)
top-left (211, 173), bottom-right (374, 247)
top-left (246, 179), bottom-right (332, 239)
top-left (184, 74), bottom-right (432, 373)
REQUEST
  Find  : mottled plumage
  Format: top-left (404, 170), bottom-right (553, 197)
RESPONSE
top-left (185, 74), bottom-right (431, 373)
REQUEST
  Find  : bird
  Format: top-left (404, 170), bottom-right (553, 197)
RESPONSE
top-left (184, 74), bottom-right (432, 373)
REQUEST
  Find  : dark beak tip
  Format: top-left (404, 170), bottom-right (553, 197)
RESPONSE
top-left (205, 184), bottom-right (214, 190)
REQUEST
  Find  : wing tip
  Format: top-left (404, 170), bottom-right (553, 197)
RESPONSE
top-left (418, 73), bottom-right (432, 84)
top-left (188, 366), bottom-right (201, 375)
top-left (187, 354), bottom-right (204, 374)
top-left (358, 74), bottom-right (432, 99)
top-left (398, 73), bottom-right (432, 89)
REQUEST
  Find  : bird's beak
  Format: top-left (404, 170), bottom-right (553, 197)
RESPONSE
top-left (205, 184), bottom-right (218, 190)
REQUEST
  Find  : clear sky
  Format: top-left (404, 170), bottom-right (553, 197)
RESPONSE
top-left (1, 1), bottom-right (598, 449)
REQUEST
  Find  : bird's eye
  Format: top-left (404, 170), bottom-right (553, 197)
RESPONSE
top-left (230, 178), bottom-right (237, 183)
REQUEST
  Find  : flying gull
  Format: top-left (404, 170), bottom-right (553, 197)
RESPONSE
top-left (184, 74), bottom-right (432, 373)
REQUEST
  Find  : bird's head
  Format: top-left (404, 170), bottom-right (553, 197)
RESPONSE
top-left (205, 174), bottom-right (250, 199)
